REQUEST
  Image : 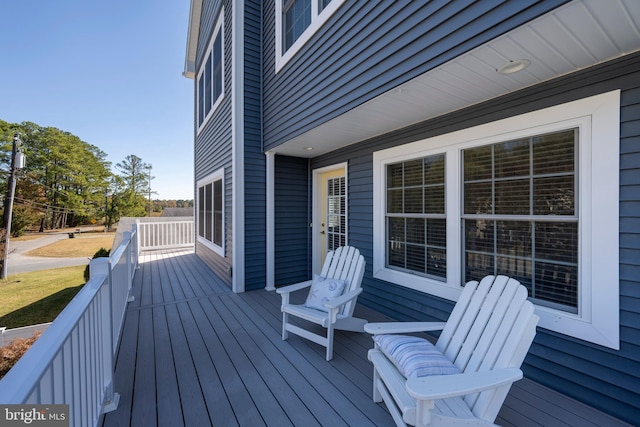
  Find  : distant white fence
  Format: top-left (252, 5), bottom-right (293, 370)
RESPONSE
top-left (136, 219), bottom-right (194, 251)
top-left (0, 225), bottom-right (139, 427)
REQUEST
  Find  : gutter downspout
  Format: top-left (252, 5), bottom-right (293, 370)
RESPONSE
top-left (231, 1), bottom-right (245, 293)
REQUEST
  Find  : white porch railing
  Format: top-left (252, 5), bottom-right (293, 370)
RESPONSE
top-left (136, 219), bottom-right (194, 251)
top-left (0, 225), bottom-right (139, 427)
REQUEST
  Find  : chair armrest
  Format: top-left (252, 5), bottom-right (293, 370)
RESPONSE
top-left (324, 288), bottom-right (362, 310)
top-left (276, 280), bottom-right (313, 295)
top-left (406, 368), bottom-right (523, 401)
top-left (364, 322), bottom-right (447, 335)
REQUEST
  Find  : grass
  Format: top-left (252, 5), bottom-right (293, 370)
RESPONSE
top-left (0, 266), bottom-right (86, 328)
top-left (25, 234), bottom-right (115, 258)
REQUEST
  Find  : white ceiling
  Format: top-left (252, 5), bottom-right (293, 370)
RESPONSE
top-left (273, 0), bottom-right (640, 158)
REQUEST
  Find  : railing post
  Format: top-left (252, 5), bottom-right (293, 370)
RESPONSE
top-left (131, 222), bottom-right (140, 271)
top-left (89, 258), bottom-right (120, 414)
top-left (135, 219), bottom-right (141, 258)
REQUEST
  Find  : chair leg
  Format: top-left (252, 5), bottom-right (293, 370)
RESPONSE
top-left (326, 323), bottom-right (334, 361)
top-left (282, 312), bottom-right (288, 340)
top-left (372, 368), bottom-right (382, 403)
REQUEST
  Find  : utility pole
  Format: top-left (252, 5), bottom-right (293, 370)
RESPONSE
top-left (2, 133), bottom-right (25, 279)
top-left (146, 165), bottom-right (152, 217)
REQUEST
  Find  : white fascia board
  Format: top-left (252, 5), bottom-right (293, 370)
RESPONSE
top-left (183, 0), bottom-right (203, 79)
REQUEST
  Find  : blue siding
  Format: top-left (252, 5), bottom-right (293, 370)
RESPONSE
top-left (243, 0), bottom-right (266, 291)
top-left (194, 0), bottom-right (233, 286)
top-left (307, 52), bottom-right (640, 425)
top-left (262, 0), bottom-right (568, 151)
top-left (274, 155), bottom-right (310, 286)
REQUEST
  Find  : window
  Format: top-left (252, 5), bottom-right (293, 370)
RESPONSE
top-left (373, 91), bottom-right (620, 349)
top-left (462, 130), bottom-right (578, 313)
top-left (198, 169), bottom-right (224, 255)
top-left (275, 0), bottom-right (345, 72)
top-left (386, 155), bottom-right (446, 280)
top-left (197, 10), bottom-right (224, 132)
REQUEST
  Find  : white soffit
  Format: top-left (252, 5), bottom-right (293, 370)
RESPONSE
top-left (275, 0), bottom-right (640, 157)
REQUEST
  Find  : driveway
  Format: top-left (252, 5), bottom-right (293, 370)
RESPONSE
top-left (6, 233), bottom-right (91, 275)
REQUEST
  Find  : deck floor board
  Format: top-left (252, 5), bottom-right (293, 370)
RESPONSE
top-left (103, 250), bottom-right (393, 426)
top-left (101, 249), bottom-right (633, 427)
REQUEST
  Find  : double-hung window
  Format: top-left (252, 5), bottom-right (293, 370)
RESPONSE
top-left (373, 91), bottom-right (620, 349)
top-left (198, 169), bottom-right (224, 255)
top-left (275, 0), bottom-right (345, 72)
top-left (197, 10), bottom-right (224, 132)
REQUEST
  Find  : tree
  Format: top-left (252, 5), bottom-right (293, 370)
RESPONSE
top-left (115, 155), bottom-right (152, 217)
top-left (1, 119), bottom-right (112, 231)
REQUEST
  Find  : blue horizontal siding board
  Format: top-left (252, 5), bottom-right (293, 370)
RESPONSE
top-left (263, 0), bottom-right (568, 150)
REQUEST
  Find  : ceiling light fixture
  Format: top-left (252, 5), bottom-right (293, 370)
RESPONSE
top-left (497, 59), bottom-right (531, 75)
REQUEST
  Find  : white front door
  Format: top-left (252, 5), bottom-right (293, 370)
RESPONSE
top-left (313, 164), bottom-right (347, 274)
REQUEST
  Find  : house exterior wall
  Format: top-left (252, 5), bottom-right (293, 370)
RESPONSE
top-left (194, 0), bottom-right (233, 286)
top-left (261, 0), bottom-right (569, 152)
top-left (308, 52), bottom-right (640, 424)
top-left (274, 155), bottom-right (310, 286)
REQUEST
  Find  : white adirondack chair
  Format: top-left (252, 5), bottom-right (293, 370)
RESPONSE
top-left (365, 275), bottom-right (539, 427)
top-left (277, 246), bottom-right (367, 361)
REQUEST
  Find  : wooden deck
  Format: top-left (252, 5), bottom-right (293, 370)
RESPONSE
top-left (102, 249), bottom-right (394, 426)
top-left (102, 249), bottom-right (632, 427)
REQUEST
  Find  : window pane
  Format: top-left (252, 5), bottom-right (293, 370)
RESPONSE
top-left (205, 183), bottom-right (213, 242)
top-left (426, 219), bottom-right (446, 248)
top-left (406, 218), bottom-right (424, 244)
top-left (535, 222), bottom-right (578, 264)
top-left (465, 252), bottom-right (494, 283)
top-left (204, 54), bottom-right (212, 118)
top-left (533, 175), bottom-right (574, 215)
top-left (403, 159), bottom-right (423, 186)
top-left (424, 154), bottom-right (444, 185)
top-left (464, 145), bottom-right (492, 181)
top-left (387, 189), bottom-right (402, 213)
top-left (198, 76), bottom-right (205, 126)
top-left (534, 262), bottom-right (578, 309)
top-left (387, 163), bottom-right (403, 187)
top-left (496, 221), bottom-right (531, 257)
top-left (213, 33), bottom-right (222, 100)
top-left (404, 187), bottom-right (423, 213)
top-left (213, 179), bottom-right (222, 246)
top-left (464, 219), bottom-right (494, 253)
top-left (533, 130), bottom-right (575, 175)
top-left (495, 179), bottom-right (530, 215)
top-left (464, 181), bottom-right (492, 214)
top-left (198, 186), bottom-right (205, 237)
top-left (319, 0), bottom-right (331, 12)
top-left (427, 248), bottom-right (446, 277)
top-left (406, 244), bottom-right (425, 273)
top-left (284, 0), bottom-right (311, 51)
top-left (495, 139), bottom-right (529, 178)
top-left (425, 185), bottom-right (444, 214)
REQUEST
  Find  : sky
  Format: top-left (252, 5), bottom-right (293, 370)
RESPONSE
top-left (0, 0), bottom-right (194, 200)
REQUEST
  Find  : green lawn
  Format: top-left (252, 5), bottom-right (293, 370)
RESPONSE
top-left (0, 266), bottom-right (86, 329)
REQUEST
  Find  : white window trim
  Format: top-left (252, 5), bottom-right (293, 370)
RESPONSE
top-left (373, 90), bottom-right (620, 349)
top-left (275, 0), bottom-right (345, 73)
top-left (196, 9), bottom-right (225, 134)
top-left (197, 168), bottom-right (225, 257)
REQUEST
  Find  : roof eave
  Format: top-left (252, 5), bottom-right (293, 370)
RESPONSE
top-left (183, 0), bottom-right (203, 80)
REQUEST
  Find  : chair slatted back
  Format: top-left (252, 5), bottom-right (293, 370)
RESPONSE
top-left (436, 275), bottom-right (538, 422)
top-left (320, 246), bottom-right (366, 317)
